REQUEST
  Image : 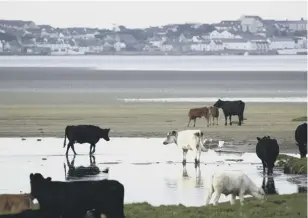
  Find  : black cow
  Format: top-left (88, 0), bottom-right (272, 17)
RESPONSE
top-left (213, 99), bottom-right (245, 126)
top-left (63, 125), bottom-right (111, 155)
top-left (0, 210), bottom-right (41, 218)
top-left (256, 136), bottom-right (280, 175)
top-left (29, 173), bottom-right (125, 218)
top-left (295, 123), bottom-right (307, 158)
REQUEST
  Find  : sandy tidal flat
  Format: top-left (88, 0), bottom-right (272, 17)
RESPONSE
top-left (0, 102), bottom-right (306, 153)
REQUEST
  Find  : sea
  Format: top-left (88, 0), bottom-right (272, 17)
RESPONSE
top-left (0, 55), bottom-right (306, 103)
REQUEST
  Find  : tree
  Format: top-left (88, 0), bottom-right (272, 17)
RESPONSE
top-left (0, 32), bottom-right (17, 52)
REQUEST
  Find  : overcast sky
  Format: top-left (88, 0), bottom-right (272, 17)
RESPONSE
top-left (0, 0), bottom-right (307, 29)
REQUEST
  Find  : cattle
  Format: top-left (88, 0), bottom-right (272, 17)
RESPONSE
top-left (63, 125), bottom-right (111, 155)
top-left (256, 136), bottom-right (279, 175)
top-left (163, 129), bottom-right (204, 166)
top-left (209, 106), bottom-right (219, 126)
top-left (204, 171), bottom-right (265, 206)
top-left (29, 173), bottom-right (125, 218)
top-left (187, 107), bottom-right (210, 127)
top-left (295, 123), bottom-right (307, 158)
top-left (64, 155), bottom-right (109, 180)
top-left (0, 194), bottom-right (36, 215)
top-left (213, 99), bottom-right (245, 126)
top-left (0, 210), bottom-right (41, 218)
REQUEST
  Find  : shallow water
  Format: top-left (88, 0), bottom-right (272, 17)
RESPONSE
top-left (0, 137), bottom-right (306, 206)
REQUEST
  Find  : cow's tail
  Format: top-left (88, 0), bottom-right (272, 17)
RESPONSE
top-left (63, 126), bottom-right (68, 148)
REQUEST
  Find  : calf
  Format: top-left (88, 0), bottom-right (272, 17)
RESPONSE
top-left (63, 125), bottom-right (111, 155)
top-left (209, 106), bottom-right (219, 126)
top-left (256, 136), bottom-right (280, 175)
top-left (29, 173), bottom-right (125, 218)
top-left (187, 107), bottom-right (210, 127)
top-left (204, 171), bottom-right (265, 206)
top-left (0, 194), bottom-right (35, 215)
top-left (213, 99), bottom-right (245, 126)
top-left (295, 123), bottom-right (307, 158)
top-left (163, 130), bottom-right (204, 166)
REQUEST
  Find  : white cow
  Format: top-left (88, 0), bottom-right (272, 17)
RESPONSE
top-left (163, 129), bottom-right (204, 165)
top-left (204, 171), bottom-right (265, 206)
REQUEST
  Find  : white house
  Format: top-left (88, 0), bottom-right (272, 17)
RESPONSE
top-left (190, 41), bottom-right (209, 51)
top-left (160, 42), bottom-right (173, 52)
top-left (220, 39), bottom-right (253, 50)
top-left (240, 15), bottom-right (264, 33)
top-left (114, 41), bottom-right (126, 51)
top-left (268, 38), bottom-right (296, 50)
top-left (208, 40), bottom-right (224, 51)
top-left (209, 30), bottom-right (241, 39)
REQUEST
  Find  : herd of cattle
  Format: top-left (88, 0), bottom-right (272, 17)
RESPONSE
top-left (0, 99), bottom-right (307, 218)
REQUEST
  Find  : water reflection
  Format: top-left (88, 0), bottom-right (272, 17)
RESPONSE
top-left (262, 176), bottom-right (278, 195)
top-left (182, 164), bottom-right (203, 188)
top-left (64, 155), bottom-right (108, 180)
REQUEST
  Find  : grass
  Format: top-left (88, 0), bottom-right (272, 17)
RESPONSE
top-left (276, 154), bottom-right (307, 174)
top-left (292, 116), bottom-right (307, 122)
top-left (124, 193), bottom-right (307, 218)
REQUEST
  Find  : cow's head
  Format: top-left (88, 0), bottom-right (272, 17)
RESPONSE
top-left (101, 128), bottom-right (111, 141)
top-left (213, 99), bottom-right (223, 108)
top-left (163, 131), bottom-right (178, 145)
top-left (29, 173), bottom-right (52, 198)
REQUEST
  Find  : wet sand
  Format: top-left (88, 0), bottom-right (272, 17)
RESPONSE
top-left (0, 99), bottom-right (306, 153)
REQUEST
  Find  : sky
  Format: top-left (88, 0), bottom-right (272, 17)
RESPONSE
top-left (0, 0), bottom-right (307, 29)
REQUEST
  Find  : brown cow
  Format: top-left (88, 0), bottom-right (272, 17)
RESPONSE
top-left (209, 106), bottom-right (219, 126)
top-left (187, 107), bottom-right (210, 127)
top-left (0, 194), bottom-right (36, 215)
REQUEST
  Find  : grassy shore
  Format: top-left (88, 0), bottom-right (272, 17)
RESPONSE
top-left (277, 154), bottom-right (307, 174)
top-left (0, 93), bottom-right (306, 153)
top-left (124, 193), bottom-right (307, 218)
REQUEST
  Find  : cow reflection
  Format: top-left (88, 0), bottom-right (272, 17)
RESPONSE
top-left (182, 164), bottom-right (202, 187)
top-left (64, 155), bottom-right (108, 180)
top-left (297, 186), bottom-right (307, 193)
top-left (262, 176), bottom-right (278, 195)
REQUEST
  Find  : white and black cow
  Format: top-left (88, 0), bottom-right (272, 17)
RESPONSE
top-left (163, 129), bottom-right (204, 166)
top-left (204, 171), bottom-right (265, 206)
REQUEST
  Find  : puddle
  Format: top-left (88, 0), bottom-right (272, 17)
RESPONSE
top-left (0, 137), bottom-right (306, 206)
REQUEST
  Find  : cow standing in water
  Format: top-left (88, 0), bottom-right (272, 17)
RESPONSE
top-left (63, 125), bottom-right (111, 155)
top-left (187, 107), bottom-right (210, 127)
top-left (209, 106), bottom-right (219, 126)
top-left (213, 99), bottom-right (245, 126)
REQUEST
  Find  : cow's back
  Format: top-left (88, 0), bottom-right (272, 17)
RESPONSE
top-left (188, 107), bottom-right (209, 118)
top-left (212, 171), bottom-right (246, 193)
top-left (177, 130), bottom-right (202, 150)
top-left (222, 101), bottom-right (245, 113)
top-left (66, 125), bottom-right (101, 143)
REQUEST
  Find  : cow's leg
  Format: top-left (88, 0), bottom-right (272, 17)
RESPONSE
top-left (238, 114), bottom-right (242, 126)
top-left (261, 160), bottom-right (266, 174)
top-left (71, 143), bottom-right (77, 155)
top-left (212, 190), bottom-right (222, 206)
top-left (187, 118), bottom-right (191, 127)
top-left (66, 141), bottom-right (74, 155)
top-left (205, 116), bottom-right (210, 127)
top-left (239, 189), bottom-right (245, 206)
top-left (224, 115), bottom-right (227, 126)
top-left (182, 148), bottom-right (188, 165)
top-left (230, 194), bottom-right (236, 205)
top-left (193, 118), bottom-right (196, 127)
top-left (216, 117), bottom-right (219, 125)
top-left (204, 189), bottom-right (213, 206)
top-left (91, 144), bottom-right (96, 154)
top-left (229, 115), bottom-right (232, 125)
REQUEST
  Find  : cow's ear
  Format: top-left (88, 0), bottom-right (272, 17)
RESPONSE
top-left (30, 173), bottom-right (34, 180)
top-left (257, 137), bottom-right (261, 141)
top-left (195, 132), bottom-right (200, 137)
top-left (171, 131), bottom-right (177, 136)
top-left (107, 128), bottom-right (110, 132)
top-left (46, 177), bottom-right (52, 182)
top-left (200, 131), bottom-right (204, 137)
